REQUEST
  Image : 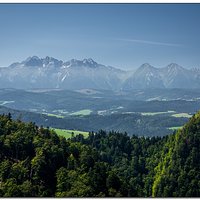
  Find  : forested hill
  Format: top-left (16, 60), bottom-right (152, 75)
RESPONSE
top-left (0, 113), bottom-right (200, 197)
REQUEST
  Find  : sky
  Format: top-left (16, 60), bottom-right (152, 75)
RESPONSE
top-left (0, 3), bottom-right (200, 70)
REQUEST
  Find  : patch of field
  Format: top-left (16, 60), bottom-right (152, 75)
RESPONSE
top-left (52, 128), bottom-right (89, 139)
top-left (123, 112), bottom-right (135, 114)
top-left (70, 109), bottom-right (92, 116)
top-left (43, 113), bottom-right (65, 118)
top-left (168, 126), bottom-right (183, 130)
top-left (141, 111), bottom-right (175, 116)
top-left (172, 113), bottom-right (192, 118)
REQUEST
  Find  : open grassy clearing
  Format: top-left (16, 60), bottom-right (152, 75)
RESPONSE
top-left (52, 128), bottom-right (89, 139)
top-left (172, 113), bottom-right (193, 118)
top-left (141, 111), bottom-right (175, 116)
top-left (168, 126), bottom-right (183, 130)
top-left (43, 113), bottom-right (65, 118)
top-left (69, 109), bottom-right (92, 116)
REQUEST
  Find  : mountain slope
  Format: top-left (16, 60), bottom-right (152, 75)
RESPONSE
top-left (123, 63), bottom-right (200, 90)
top-left (160, 63), bottom-right (198, 88)
top-left (152, 111), bottom-right (200, 197)
top-left (123, 63), bottom-right (164, 89)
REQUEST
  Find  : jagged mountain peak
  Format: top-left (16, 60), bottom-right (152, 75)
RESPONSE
top-left (22, 56), bottom-right (43, 67)
top-left (24, 56), bottom-right (40, 62)
top-left (166, 63), bottom-right (184, 70)
top-left (136, 63), bottom-right (157, 74)
top-left (15, 56), bottom-right (63, 68)
top-left (82, 58), bottom-right (98, 68)
top-left (141, 63), bottom-right (153, 67)
top-left (138, 63), bottom-right (156, 71)
top-left (78, 58), bottom-right (98, 66)
top-left (63, 59), bottom-right (83, 67)
top-left (8, 56), bottom-right (106, 70)
top-left (168, 62), bottom-right (179, 66)
top-left (64, 58), bottom-right (99, 68)
top-left (26, 56), bottom-right (40, 60)
top-left (42, 56), bottom-right (63, 67)
top-left (43, 56), bottom-right (58, 61)
top-left (83, 58), bottom-right (96, 64)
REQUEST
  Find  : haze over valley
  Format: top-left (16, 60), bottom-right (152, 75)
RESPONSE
top-left (0, 56), bottom-right (200, 137)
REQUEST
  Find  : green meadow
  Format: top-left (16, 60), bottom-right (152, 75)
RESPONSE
top-left (52, 128), bottom-right (89, 139)
top-left (141, 111), bottom-right (175, 116)
top-left (44, 113), bottom-right (65, 118)
top-left (69, 109), bottom-right (92, 116)
top-left (172, 113), bottom-right (192, 118)
top-left (168, 126), bottom-right (183, 130)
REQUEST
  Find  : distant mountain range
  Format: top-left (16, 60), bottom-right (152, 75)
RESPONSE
top-left (0, 56), bottom-right (200, 90)
top-left (123, 63), bottom-right (200, 89)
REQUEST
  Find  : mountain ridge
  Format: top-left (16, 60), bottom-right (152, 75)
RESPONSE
top-left (1, 56), bottom-right (200, 90)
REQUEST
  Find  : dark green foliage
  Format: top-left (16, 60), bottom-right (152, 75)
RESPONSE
top-left (0, 113), bottom-right (200, 197)
top-left (152, 112), bottom-right (200, 197)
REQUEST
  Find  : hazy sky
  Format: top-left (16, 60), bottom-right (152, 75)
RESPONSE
top-left (0, 3), bottom-right (200, 69)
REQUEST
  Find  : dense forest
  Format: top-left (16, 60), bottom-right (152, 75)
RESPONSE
top-left (0, 112), bottom-right (200, 197)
